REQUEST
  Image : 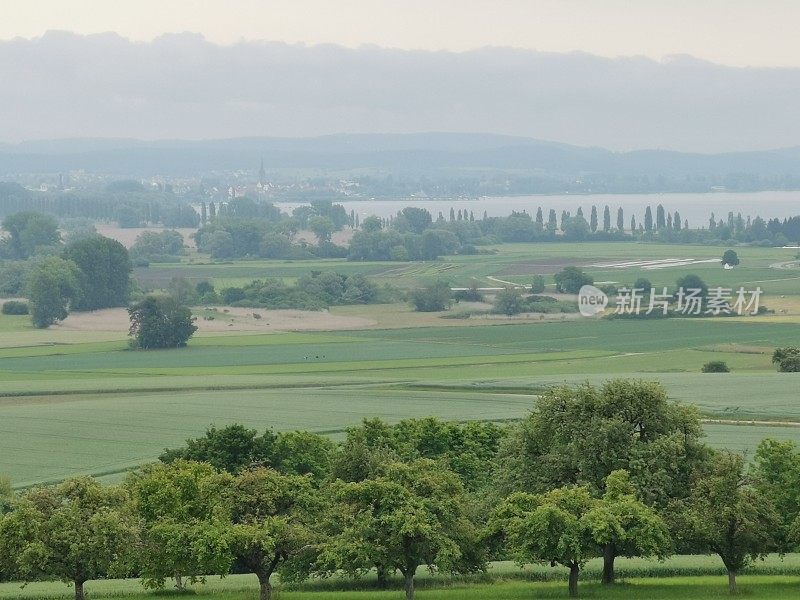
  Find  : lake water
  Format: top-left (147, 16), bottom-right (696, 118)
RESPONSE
top-left (277, 191), bottom-right (800, 226)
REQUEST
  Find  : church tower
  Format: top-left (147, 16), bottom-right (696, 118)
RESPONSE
top-left (257, 157), bottom-right (266, 189)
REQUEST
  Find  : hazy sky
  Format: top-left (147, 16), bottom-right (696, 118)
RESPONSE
top-left (3, 0), bottom-right (800, 67)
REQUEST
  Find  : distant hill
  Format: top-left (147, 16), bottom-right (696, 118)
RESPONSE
top-left (1, 134), bottom-right (800, 188)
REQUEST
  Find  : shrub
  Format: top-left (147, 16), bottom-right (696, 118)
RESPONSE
top-left (410, 281), bottom-right (452, 312)
top-left (531, 274), bottom-right (546, 294)
top-left (702, 361), bottom-right (730, 373)
top-left (1, 300), bottom-right (29, 315)
top-left (554, 266), bottom-right (593, 293)
top-left (494, 288), bottom-right (525, 315)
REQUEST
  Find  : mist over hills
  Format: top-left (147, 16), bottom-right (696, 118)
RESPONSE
top-left (2, 31), bottom-right (800, 153)
top-left (1, 134), bottom-right (800, 190)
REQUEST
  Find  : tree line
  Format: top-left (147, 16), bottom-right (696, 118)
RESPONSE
top-left (2, 380), bottom-right (800, 599)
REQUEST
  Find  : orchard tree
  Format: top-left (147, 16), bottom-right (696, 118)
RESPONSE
top-left (494, 486), bottom-right (598, 597)
top-left (320, 459), bottom-right (483, 600)
top-left (495, 379), bottom-right (707, 583)
top-left (0, 475), bottom-right (11, 514)
top-left (26, 256), bottom-right (82, 328)
top-left (227, 468), bottom-right (320, 600)
top-left (678, 451), bottom-right (782, 594)
top-left (128, 296), bottom-right (197, 349)
top-left (0, 478), bottom-right (138, 600)
top-left (127, 460), bottom-right (233, 590)
top-left (587, 471), bottom-right (671, 584)
top-left (751, 439), bottom-right (800, 548)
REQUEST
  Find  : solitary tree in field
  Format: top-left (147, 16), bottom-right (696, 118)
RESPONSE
top-left (227, 468), bottom-right (320, 600)
top-left (128, 296), bottom-right (197, 349)
top-left (0, 478), bottom-right (138, 600)
top-left (751, 439), bottom-right (800, 545)
top-left (321, 460), bottom-right (483, 600)
top-left (722, 249), bottom-right (740, 267)
top-left (677, 451), bottom-right (782, 594)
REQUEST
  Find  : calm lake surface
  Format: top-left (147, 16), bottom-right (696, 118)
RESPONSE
top-left (278, 191), bottom-right (800, 226)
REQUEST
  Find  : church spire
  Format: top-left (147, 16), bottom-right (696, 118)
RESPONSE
top-left (258, 157), bottom-right (266, 187)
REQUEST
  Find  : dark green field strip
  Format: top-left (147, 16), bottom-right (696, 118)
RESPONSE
top-left (0, 338), bottom-right (530, 373)
top-left (342, 319), bottom-right (800, 354)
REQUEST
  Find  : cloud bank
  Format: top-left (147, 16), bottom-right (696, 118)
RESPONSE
top-left (1, 31), bottom-right (799, 152)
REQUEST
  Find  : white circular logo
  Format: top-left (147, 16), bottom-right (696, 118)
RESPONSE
top-left (578, 285), bottom-right (608, 316)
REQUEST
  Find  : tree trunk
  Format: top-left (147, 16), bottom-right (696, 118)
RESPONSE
top-left (376, 565), bottom-right (389, 588)
top-left (568, 564), bottom-right (579, 598)
top-left (728, 569), bottom-right (737, 594)
top-left (175, 573), bottom-right (184, 591)
top-left (602, 543), bottom-right (616, 585)
top-left (74, 581), bottom-right (85, 600)
top-left (404, 572), bottom-right (415, 600)
top-left (257, 571), bottom-right (272, 600)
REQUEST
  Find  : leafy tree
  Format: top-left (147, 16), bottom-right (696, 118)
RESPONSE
top-left (531, 274), bottom-right (546, 294)
top-left (553, 266), bottom-right (593, 293)
top-left (675, 273), bottom-right (708, 296)
top-left (26, 256), bottom-right (82, 328)
top-left (130, 230), bottom-right (185, 262)
top-left (722, 249), bottom-right (740, 267)
top-left (409, 280), bottom-right (451, 312)
top-left (590, 205), bottom-right (598, 232)
top-left (772, 346), bottom-right (800, 372)
top-left (308, 216), bottom-right (334, 244)
top-left (633, 277), bottom-right (652, 292)
top-left (495, 380), bottom-right (707, 583)
top-left (330, 417), bottom-right (505, 492)
top-left (1, 211), bottom-right (60, 258)
top-left (420, 229), bottom-right (459, 259)
top-left (588, 471), bottom-right (672, 584)
top-left (603, 206), bottom-right (611, 232)
top-left (227, 468), bottom-right (320, 600)
top-left (399, 207), bottom-right (432, 234)
top-left (751, 439), bottom-right (800, 545)
top-left (361, 215), bottom-right (383, 233)
top-left (0, 475), bottom-right (11, 514)
top-left (493, 287), bottom-right (525, 315)
top-left (127, 461), bottom-right (233, 590)
top-left (321, 460), bottom-right (483, 600)
top-left (161, 424), bottom-right (333, 481)
top-left (676, 451), bottom-right (782, 593)
top-left (494, 472), bottom-right (670, 597)
top-left (702, 361), bottom-right (730, 373)
top-left (617, 207), bottom-right (624, 231)
top-left (494, 486), bottom-right (597, 597)
top-left (0, 478), bottom-right (138, 600)
top-left (63, 235), bottom-right (131, 310)
top-left (161, 424), bottom-right (276, 473)
top-left (128, 296), bottom-right (197, 349)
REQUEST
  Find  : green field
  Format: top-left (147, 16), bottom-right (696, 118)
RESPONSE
top-left (2, 242), bottom-right (799, 488)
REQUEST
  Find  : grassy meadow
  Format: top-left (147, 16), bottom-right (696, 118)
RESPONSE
top-left (1, 241), bottom-right (799, 489)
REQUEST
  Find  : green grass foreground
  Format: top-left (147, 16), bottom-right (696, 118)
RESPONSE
top-left (3, 557), bottom-right (800, 600)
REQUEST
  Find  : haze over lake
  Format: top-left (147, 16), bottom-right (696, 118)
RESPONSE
top-left (278, 191), bottom-right (800, 226)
